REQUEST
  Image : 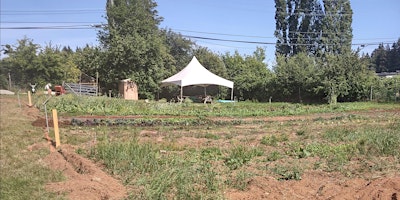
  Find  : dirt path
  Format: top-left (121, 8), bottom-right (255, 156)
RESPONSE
top-left (21, 101), bottom-right (128, 199)
top-left (43, 145), bottom-right (127, 200)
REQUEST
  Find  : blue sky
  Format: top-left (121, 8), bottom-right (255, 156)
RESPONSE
top-left (1, 0), bottom-right (399, 66)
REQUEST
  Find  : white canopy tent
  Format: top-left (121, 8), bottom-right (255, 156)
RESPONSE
top-left (161, 56), bottom-right (234, 100)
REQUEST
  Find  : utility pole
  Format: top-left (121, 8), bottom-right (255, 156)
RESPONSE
top-left (96, 71), bottom-right (99, 96)
top-left (370, 86), bottom-right (373, 101)
top-left (8, 72), bottom-right (11, 90)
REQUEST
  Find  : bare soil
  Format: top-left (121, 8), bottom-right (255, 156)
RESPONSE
top-left (23, 99), bottom-right (400, 200)
top-left (225, 172), bottom-right (400, 200)
top-left (20, 98), bottom-right (128, 200)
top-left (43, 145), bottom-right (127, 200)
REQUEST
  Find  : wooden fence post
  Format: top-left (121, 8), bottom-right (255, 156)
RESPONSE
top-left (52, 109), bottom-right (61, 148)
top-left (28, 91), bottom-right (32, 107)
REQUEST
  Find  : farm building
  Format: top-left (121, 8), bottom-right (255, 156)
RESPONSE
top-left (119, 78), bottom-right (138, 100)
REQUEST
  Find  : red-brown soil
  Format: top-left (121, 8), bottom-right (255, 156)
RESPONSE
top-left (43, 145), bottom-right (127, 200)
top-left (226, 172), bottom-right (399, 200)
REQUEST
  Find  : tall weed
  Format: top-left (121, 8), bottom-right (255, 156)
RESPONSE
top-left (91, 138), bottom-right (223, 199)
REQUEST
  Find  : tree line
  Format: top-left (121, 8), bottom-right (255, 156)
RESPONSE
top-left (367, 42), bottom-right (400, 73)
top-left (1, 0), bottom-right (399, 103)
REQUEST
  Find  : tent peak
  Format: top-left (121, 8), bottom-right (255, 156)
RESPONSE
top-left (161, 56), bottom-right (234, 89)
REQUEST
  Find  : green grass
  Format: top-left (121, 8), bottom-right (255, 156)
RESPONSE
top-left (224, 145), bottom-right (264, 170)
top-left (272, 163), bottom-right (303, 181)
top-left (91, 136), bottom-right (224, 199)
top-left (0, 96), bottom-right (65, 200)
top-left (323, 124), bottom-right (400, 157)
top-left (261, 134), bottom-right (289, 146)
top-left (226, 170), bottom-right (254, 191)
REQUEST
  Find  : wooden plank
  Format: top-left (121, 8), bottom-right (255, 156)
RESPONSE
top-left (28, 91), bottom-right (32, 107)
top-left (52, 109), bottom-right (60, 148)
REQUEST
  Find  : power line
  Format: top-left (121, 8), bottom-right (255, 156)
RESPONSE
top-left (183, 35), bottom-right (395, 47)
top-left (2, 23), bottom-right (397, 43)
top-left (2, 23), bottom-right (396, 43)
top-left (1, 21), bottom-right (103, 24)
top-left (0, 25), bottom-right (97, 29)
top-left (172, 28), bottom-right (274, 39)
top-left (3, 22), bottom-right (394, 42)
top-left (1, 9), bottom-right (105, 15)
top-left (183, 35), bottom-right (274, 45)
top-left (195, 40), bottom-right (256, 50)
top-left (1, 9), bottom-right (104, 12)
top-left (1, 25), bottom-right (396, 47)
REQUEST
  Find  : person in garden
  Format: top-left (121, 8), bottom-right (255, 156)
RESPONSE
top-left (45, 83), bottom-right (52, 96)
top-left (29, 83), bottom-right (36, 94)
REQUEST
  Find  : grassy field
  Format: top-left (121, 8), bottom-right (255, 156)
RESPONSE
top-left (0, 95), bottom-right (65, 200)
top-left (1, 94), bottom-right (399, 199)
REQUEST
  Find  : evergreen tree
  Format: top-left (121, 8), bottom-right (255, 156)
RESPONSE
top-left (371, 44), bottom-right (389, 73)
top-left (320, 0), bottom-right (353, 55)
top-left (274, 0), bottom-right (352, 57)
top-left (370, 39), bottom-right (400, 73)
top-left (274, 0), bottom-right (324, 57)
top-left (388, 39), bottom-right (400, 72)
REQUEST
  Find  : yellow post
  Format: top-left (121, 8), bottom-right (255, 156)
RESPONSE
top-left (28, 91), bottom-right (32, 107)
top-left (52, 109), bottom-right (61, 148)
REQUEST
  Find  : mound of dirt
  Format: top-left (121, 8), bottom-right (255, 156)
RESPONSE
top-left (225, 171), bottom-right (400, 200)
top-left (43, 145), bottom-right (127, 200)
top-left (4, 95), bottom-right (127, 199)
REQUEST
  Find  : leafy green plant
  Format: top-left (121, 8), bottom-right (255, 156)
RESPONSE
top-left (203, 133), bottom-right (221, 140)
top-left (323, 127), bottom-right (358, 142)
top-left (228, 170), bottom-right (254, 191)
top-left (201, 147), bottom-right (222, 161)
top-left (296, 130), bottom-right (306, 136)
top-left (272, 165), bottom-right (302, 180)
top-left (41, 94), bottom-right (400, 118)
top-left (286, 143), bottom-right (311, 159)
top-left (261, 134), bottom-right (288, 146)
top-left (224, 145), bottom-right (263, 170)
top-left (266, 151), bottom-right (283, 161)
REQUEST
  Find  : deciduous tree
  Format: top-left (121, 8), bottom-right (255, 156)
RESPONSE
top-left (99, 0), bottom-right (173, 99)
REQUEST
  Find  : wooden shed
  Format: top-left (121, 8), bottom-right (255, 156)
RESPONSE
top-left (119, 79), bottom-right (138, 100)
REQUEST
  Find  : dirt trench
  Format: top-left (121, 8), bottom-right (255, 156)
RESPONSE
top-left (43, 145), bottom-right (127, 200)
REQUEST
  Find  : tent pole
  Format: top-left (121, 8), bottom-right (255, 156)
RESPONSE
top-left (180, 86), bottom-right (183, 102)
top-left (231, 87), bottom-right (234, 100)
